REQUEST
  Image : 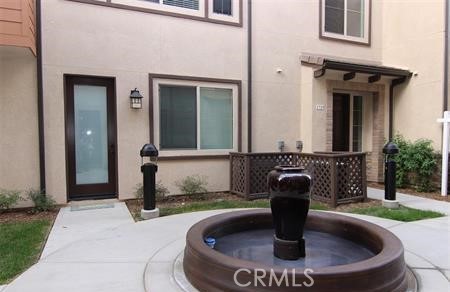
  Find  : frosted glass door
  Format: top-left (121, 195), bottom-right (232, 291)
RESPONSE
top-left (74, 85), bottom-right (109, 185)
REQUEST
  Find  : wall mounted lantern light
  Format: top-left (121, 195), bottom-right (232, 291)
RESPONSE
top-left (277, 141), bottom-right (285, 152)
top-left (296, 140), bottom-right (303, 152)
top-left (130, 88), bottom-right (143, 109)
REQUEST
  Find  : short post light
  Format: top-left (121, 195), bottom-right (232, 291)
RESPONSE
top-left (382, 141), bottom-right (399, 209)
top-left (130, 88), bottom-right (143, 109)
top-left (140, 143), bottom-right (159, 219)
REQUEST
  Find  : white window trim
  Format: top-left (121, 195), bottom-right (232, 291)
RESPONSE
top-left (208, 0), bottom-right (240, 24)
top-left (113, 0), bottom-right (206, 17)
top-left (153, 78), bottom-right (239, 157)
top-left (321, 0), bottom-right (370, 45)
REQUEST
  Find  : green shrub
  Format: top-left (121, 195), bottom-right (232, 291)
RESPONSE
top-left (134, 183), bottom-right (144, 200)
top-left (0, 190), bottom-right (21, 212)
top-left (393, 135), bottom-right (437, 192)
top-left (134, 181), bottom-right (170, 201)
top-left (175, 175), bottom-right (208, 196)
top-left (27, 189), bottom-right (56, 212)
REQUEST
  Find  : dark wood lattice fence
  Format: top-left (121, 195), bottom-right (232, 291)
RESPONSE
top-left (230, 152), bottom-right (367, 207)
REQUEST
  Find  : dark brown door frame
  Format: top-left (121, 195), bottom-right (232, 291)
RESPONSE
top-left (64, 75), bottom-right (118, 200)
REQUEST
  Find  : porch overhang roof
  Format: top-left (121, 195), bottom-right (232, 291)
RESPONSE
top-left (300, 54), bottom-right (413, 84)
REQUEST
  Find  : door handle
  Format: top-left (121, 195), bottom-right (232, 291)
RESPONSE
top-left (109, 144), bottom-right (115, 153)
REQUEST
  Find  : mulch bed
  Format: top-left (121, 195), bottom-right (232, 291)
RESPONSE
top-left (368, 182), bottom-right (450, 202)
top-left (0, 209), bottom-right (59, 224)
top-left (125, 192), bottom-right (381, 220)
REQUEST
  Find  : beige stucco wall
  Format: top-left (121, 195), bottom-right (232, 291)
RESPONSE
top-left (0, 46), bottom-right (39, 205)
top-left (42, 0), bottom-right (247, 202)
top-left (40, 0), bottom-right (447, 203)
top-left (251, 0), bottom-right (384, 153)
top-left (382, 0), bottom-right (445, 149)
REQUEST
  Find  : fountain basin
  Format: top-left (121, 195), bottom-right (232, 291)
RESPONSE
top-left (184, 209), bottom-right (408, 292)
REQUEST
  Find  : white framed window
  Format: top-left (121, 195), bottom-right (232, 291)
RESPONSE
top-left (153, 78), bottom-right (239, 156)
top-left (208, 0), bottom-right (240, 23)
top-left (113, 0), bottom-right (205, 17)
top-left (321, 0), bottom-right (370, 44)
top-left (213, 0), bottom-right (231, 15)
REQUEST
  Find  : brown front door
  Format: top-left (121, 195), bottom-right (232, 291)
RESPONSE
top-left (332, 93), bottom-right (350, 152)
top-left (65, 76), bottom-right (117, 200)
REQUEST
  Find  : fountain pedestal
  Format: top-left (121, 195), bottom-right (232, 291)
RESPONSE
top-left (268, 166), bottom-right (311, 260)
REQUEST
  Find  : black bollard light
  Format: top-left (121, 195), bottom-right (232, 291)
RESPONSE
top-left (382, 142), bottom-right (399, 209)
top-left (140, 143), bottom-right (159, 220)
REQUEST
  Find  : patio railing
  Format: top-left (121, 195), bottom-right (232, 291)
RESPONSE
top-left (230, 152), bottom-right (367, 207)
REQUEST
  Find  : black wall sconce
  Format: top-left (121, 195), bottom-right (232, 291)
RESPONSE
top-left (130, 88), bottom-right (143, 109)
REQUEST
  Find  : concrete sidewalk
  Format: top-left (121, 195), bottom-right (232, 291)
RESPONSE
top-left (4, 207), bottom-right (450, 292)
top-left (3, 190), bottom-right (450, 292)
top-left (368, 187), bottom-right (450, 216)
top-left (41, 200), bottom-right (134, 259)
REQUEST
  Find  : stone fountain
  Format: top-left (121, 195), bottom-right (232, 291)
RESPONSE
top-left (183, 165), bottom-right (414, 291)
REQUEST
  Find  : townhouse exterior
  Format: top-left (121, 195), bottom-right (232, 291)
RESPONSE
top-left (0, 0), bottom-right (448, 205)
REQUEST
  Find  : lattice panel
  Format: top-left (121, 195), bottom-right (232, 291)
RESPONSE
top-left (336, 156), bottom-right (364, 201)
top-left (229, 152), bottom-right (366, 206)
top-left (297, 155), bottom-right (329, 201)
top-left (230, 155), bottom-right (246, 195)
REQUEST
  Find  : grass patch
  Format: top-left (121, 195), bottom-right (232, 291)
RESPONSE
top-left (159, 200), bottom-right (329, 216)
top-left (0, 220), bottom-right (51, 284)
top-left (349, 205), bottom-right (444, 222)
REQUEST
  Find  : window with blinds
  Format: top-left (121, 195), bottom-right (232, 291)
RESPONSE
top-left (213, 0), bottom-right (232, 15)
top-left (162, 0), bottom-right (199, 10)
top-left (159, 83), bottom-right (235, 151)
top-left (321, 0), bottom-right (370, 44)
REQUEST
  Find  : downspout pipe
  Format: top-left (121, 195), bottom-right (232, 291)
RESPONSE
top-left (388, 77), bottom-right (407, 141)
top-left (247, 0), bottom-right (252, 153)
top-left (36, 0), bottom-right (46, 193)
top-left (444, 0), bottom-right (449, 112)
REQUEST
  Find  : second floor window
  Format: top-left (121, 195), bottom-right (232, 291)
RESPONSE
top-left (321, 0), bottom-right (370, 44)
top-left (213, 0), bottom-right (232, 15)
top-left (162, 0), bottom-right (199, 10)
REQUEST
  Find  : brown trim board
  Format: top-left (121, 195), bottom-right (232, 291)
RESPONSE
top-left (149, 73), bottom-right (243, 154)
top-left (36, 0), bottom-right (46, 193)
top-left (66, 0), bottom-right (243, 27)
top-left (319, 0), bottom-right (372, 46)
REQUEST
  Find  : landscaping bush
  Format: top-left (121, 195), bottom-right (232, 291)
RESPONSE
top-left (393, 135), bottom-right (437, 192)
top-left (27, 189), bottom-right (56, 212)
top-left (175, 175), bottom-right (208, 197)
top-left (0, 190), bottom-right (21, 212)
top-left (134, 181), bottom-right (170, 201)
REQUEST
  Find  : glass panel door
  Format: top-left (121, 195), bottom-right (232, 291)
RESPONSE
top-left (74, 85), bottom-right (109, 185)
top-left (352, 95), bottom-right (363, 151)
top-left (66, 76), bottom-right (117, 200)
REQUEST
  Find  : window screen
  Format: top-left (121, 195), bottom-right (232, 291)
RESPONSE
top-left (325, 0), bottom-right (345, 34)
top-left (160, 85), bottom-right (197, 149)
top-left (213, 0), bottom-right (232, 15)
top-left (200, 88), bottom-right (233, 149)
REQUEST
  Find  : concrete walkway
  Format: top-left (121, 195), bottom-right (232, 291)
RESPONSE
top-left (41, 200), bottom-right (134, 258)
top-left (3, 192), bottom-right (450, 292)
top-left (368, 187), bottom-right (450, 216)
